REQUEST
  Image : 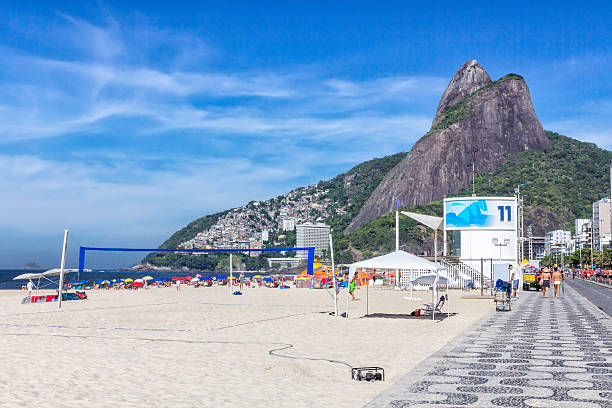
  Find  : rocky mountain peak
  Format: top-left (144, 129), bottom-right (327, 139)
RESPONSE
top-left (346, 61), bottom-right (551, 233)
top-left (433, 60), bottom-right (492, 126)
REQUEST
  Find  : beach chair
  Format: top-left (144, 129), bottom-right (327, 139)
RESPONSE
top-left (423, 295), bottom-right (445, 314)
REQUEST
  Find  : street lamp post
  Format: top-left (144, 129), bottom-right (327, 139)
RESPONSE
top-left (515, 184), bottom-right (525, 263)
top-left (492, 237), bottom-right (511, 279)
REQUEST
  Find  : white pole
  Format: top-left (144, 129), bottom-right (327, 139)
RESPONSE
top-left (443, 226), bottom-right (447, 257)
top-left (329, 234), bottom-right (338, 317)
top-left (58, 229), bottom-right (69, 309)
top-left (395, 209), bottom-right (400, 287)
top-left (433, 271), bottom-right (438, 322)
top-left (345, 268), bottom-right (352, 318)
top-left (230, 253), bottom-right (233, 294)
top-left (434, 230), bottom-right (438, 263)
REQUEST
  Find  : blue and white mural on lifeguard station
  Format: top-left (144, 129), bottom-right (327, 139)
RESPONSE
top-left (445, 198), bottom-right (516, 229)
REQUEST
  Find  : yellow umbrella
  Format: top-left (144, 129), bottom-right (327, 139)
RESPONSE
top-left (124, 278), bottom-right (134, 283)
top-left (253, 275), bottom-right (262, 279)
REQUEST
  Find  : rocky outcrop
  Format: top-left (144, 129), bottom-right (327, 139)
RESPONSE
top-left (433, 60), bottom-right (492, 125)
top-left (346, 60), bottom-right (551, 232)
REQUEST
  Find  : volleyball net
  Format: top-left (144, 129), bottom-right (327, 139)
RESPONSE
top-left (78, 246), bottom-right (316, 275)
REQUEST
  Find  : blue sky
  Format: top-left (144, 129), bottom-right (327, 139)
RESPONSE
top-left (1, 1), bottom-right (611, 268)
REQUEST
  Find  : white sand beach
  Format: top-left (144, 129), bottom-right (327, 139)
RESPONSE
top-left (0, 286), bottom-right (492, 407)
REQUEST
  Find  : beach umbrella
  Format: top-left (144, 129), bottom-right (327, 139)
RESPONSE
top-left (253, 275), bottom-right (262, 279)
top-left (185, 276), bottom-right (193, 280)
top-left (263, 277), bottom-right (273, 282)
top-left (124, 278), bottom-right (134, 283)
top-left (134, 279), bottom-right (144, 283)
top-left (142, 276), bottom-right (153, 281)
top-left (95, 280), bottom-right (106, 284)
top-left (410, 274), bottom-right (456, 286)
top-left (131, 281), bottom-right (144, 287)
top-left (200, 276), bottom-right (212, 281)
top-left (172, 276), bottom-right (184, 281)
top-left (190, 277), bottom-right (200, 282)
top-left (216, 275), bottom-right (227, 280)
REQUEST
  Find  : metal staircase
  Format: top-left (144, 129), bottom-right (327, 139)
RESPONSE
top-left (425, 256), bottom-right (492, 289)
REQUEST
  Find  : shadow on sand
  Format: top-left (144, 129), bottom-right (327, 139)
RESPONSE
top-left (362, 312), bottom-right (457, 321)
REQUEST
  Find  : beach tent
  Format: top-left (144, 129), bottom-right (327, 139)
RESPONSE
top-left (346, 250), bottom-right (447, 318)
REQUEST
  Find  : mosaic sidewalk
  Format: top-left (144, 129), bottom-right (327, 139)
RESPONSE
top-left (365, 287), bottom-right (612, 407)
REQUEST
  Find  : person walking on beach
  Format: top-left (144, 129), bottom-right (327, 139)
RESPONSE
top-left (540, 267), bottom-right (551, 298)
top-left (552, 268), bottom-right (563, 298)
top-left (239, 272), bottom-right (245, 291)
top-left (349, 272), bottom-right (357, 301)
top-left (176, 278), bottom-right (181, 291)
top-left (26, 280), bottom-right (34, 296)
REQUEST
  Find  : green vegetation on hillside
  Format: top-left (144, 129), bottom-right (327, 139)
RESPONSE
top-left (159, 209), bottom-right (231, 249)
top-left (466, 132), bottom-right (612, 232)
top-left (428, 73), bottom-right (525, 134)
top-left (320, 152), bottom-right (407, 232)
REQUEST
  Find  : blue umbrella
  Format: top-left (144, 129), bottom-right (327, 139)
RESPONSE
top-left (216, 275), bottom-right (227, 279)
top-left (69, 280), bottom-right (88, 284)
top-left (263, 277), bottom-right (273, 282)
top-left (200, 276), bottom-right (212, 281)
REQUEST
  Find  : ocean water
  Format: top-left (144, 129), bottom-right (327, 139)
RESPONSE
top-left (0, 269), bottom-right (269, 290)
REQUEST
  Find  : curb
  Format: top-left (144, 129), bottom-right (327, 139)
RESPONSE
top-left (583, 279), bottom-right (612, 289)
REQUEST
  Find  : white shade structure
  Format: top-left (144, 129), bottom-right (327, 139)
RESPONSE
top-left (13, 269), bottom-right (78, 280)
top-left (347, 250), bottom-right (445, 280)
top-left (346, 251), bottom-right (450, 320)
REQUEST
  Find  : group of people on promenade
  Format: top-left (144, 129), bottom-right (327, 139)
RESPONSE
top-left (538, 267), bottom-right (564, 298)
top-left (508, 264), bottom-right (564, 299)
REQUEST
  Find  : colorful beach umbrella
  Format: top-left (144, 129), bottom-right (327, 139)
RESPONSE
top-left (124, 278), bottom-right (134, 283)
top-left (142, 276), bottom-right (153, 281)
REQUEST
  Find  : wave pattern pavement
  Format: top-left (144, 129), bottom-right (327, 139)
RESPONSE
top-left (365, 286), bottom-right (612, 407)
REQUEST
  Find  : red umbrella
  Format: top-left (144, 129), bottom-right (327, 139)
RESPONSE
top-left (172, 277), bottom-right (184, 281)
top-left (185, 276), bottom-right (193, 280)
top-left (131, 282), bottom-right (144, 287)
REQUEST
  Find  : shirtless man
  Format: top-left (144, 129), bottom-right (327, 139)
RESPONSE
top-left (552, 268), bottom-right (564, 298)
top-left (540, 267), bottom-right (551, 298)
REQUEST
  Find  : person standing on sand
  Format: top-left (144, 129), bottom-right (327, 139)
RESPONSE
top-left (26, 280), bottom-right (34, 296)
top-left (176, 278), bottom-right (181, 291)
top-left (552, 268), bottom-right (563, 298)
top-left (349, 272), bottom-right (357, 301)
top-left (540, 267), bottom-right (551, 298)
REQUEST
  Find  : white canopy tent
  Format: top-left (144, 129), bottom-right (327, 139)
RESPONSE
top-left (13, 268), bottom-right (78, 295)
top-left (346, 250), bottom-right (451, 319)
